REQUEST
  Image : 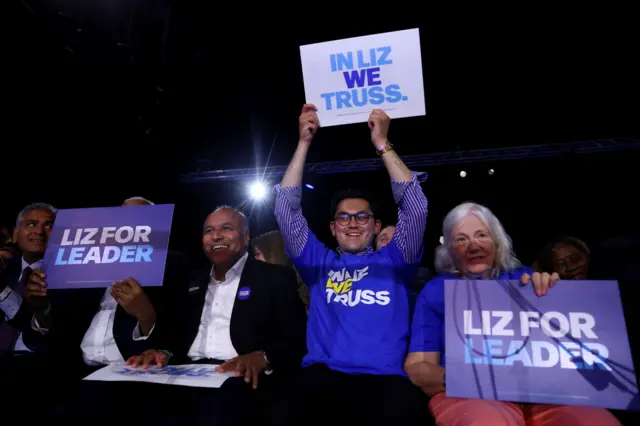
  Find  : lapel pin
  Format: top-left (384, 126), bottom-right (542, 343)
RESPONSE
top-left (237, 287), bottom-right (251, 300)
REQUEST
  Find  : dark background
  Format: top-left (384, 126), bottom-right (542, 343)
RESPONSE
top-left (4, 1), bottom-right (639, 269)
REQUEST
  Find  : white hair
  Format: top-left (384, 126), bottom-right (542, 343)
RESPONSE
top-left (435, 202), bottom-right (521, 277)
top-left (16, 202), bottom-right (58, 227)
top-left (123, 196), bottom-right (155, 205)
top-left (210, 205), bottom-right (250, 232)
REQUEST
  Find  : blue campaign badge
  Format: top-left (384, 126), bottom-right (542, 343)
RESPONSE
top-left (238, 287), bottom-right (251, 300)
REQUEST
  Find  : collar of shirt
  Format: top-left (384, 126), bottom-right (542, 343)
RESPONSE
top-left (209, 251), bottom-right (249, 283)
top-left (336, 246), bottom-right (375, 256)
top-left (21, 257), bottom-right (42, 275)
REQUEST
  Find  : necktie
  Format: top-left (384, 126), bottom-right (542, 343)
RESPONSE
top-left (14, 266), bottom-right (32, 296)
top-left (0, 266), bottom-right (33, 357)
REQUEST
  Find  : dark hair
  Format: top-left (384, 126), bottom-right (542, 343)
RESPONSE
top-left (538, 236), bottom-right (590, 273)
top-left (329, 189), bottom-right (380, 220)
top-left (252, 231), bottom-right (291, 267)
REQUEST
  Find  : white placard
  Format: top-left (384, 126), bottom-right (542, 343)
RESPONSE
top-left (300, 28), bottom-right (426, 127)
top-left (83, 364), bottom-right (235, 388)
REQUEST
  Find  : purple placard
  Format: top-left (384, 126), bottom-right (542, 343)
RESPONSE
top-left (444, 279), bottom-right (639, 411)
top-left (41, 204), bottom-right (174, 289)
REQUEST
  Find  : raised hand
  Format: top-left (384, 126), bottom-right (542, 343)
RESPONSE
top-left (111, 278), bottom-right (156, 331)
top-left (299, 104), bottom-right (320, 145)
top-left (368, 109), bottom-right (391, 149)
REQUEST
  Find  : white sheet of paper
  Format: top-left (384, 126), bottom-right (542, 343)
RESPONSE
top-left (300, 28), bottom-right (426, 127)
top-left (83, 364), bottom-right (235, 388)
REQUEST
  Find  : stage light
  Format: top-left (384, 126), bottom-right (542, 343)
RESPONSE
top-left (305, 184), bottom-right (315, 190)
top-left (460, 170), bottom-right (467, 178)
top-left (249, 182), bottom-right (267, 200)
top-left (488, 168), bottom-right (495, 175)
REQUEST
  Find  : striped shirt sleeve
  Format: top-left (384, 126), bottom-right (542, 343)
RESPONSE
top-left (392, 172), bottom-right (429, 265)
top-left (273, 184), bottom-right (309, 258)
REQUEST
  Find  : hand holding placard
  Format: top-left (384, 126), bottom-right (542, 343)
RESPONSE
top-left (24, 269), bottom-right (48, 311)
top-left (298, 104), bottom-right (320, 144)
top-left (110, 277), bottom-right (155, 333)
top-left (520, 271), bottom-right (560, 297)
top-left (368, 109), bottom-right (390, 149)
top-left (445, 279), bottom-right (639, 410)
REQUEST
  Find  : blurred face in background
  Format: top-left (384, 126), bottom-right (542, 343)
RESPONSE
top-left (452, 214), bottom-right (495, 276)
top-left (14, 209), bottom-right (55, 263)
top-left (551, 242), bottom-right (589, 280)
top-left (254, 246), bottom-right (266, 262)
top-left (0, 248), bottom-right (15, 270)
top-left (375, 226), bottom-right (395, 251)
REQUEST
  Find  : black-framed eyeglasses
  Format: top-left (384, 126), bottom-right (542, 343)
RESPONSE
top-left (334, 212), bottom-right (373, 226)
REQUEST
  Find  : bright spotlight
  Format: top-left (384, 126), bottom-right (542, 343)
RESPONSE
top-left (460, 170), bottom-right (467, 178)
top-left (249, 182), bottom-right (267, 200)
top-left (305, 184), bottom-right (315, 190)
top-left (488, 168), bottom-right (495, 175)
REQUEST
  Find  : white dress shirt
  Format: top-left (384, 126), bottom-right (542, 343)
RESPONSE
top-left (187, 252), bottom-right (248, 361)
top-left (80, 288), bottom-right (153, 366)
top-left (0, 258), bottom-right (42, 352)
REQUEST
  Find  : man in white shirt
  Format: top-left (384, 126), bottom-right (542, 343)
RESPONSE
top-left (120, 206), bottom-right (308, 426)
top-left (24, 196), bottom-right (182, 376)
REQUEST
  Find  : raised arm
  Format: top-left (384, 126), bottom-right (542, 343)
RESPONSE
top-left (274, 104), bottom-right (320, 259)
top-left (368, 110), bottom-right (428, 264)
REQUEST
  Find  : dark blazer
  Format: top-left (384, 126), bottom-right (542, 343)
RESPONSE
top-left (45, 250), bottom-right (190, 367)
top-left (160, 254), bottom-right (307, 376)
top-left (0, 258), bottom-right (46, 352)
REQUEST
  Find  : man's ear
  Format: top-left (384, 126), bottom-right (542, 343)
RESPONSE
top-left (244, 231), bottom-right (250, 247)
top-left (329, 222), bottom-right (336, 237)
top-left (12, 227), bottom-right (17, 243)
top-left (374, 220), bottom-right (382, 235)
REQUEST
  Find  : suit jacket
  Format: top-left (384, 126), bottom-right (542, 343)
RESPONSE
top-left (159, 255), bottom-right (307, 376)
top-left (0, 258), bottom-right (46, 352)
top-left (43, 250), bottom-right (190, 367)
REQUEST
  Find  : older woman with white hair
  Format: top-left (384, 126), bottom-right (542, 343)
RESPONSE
top-left (404, 202), bottom-right (620, 426)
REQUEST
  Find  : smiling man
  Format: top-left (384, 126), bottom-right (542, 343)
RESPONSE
top-left (125, 205), bottom-right (307, 426)
top-left (1, 202), bottom-right (56, 357)
top-left (0, 203), bottom-right (57, 424)
top-left (269, 105), bottom-right (430, 426)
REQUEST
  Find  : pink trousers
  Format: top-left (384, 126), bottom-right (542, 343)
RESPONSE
top-left (428, 392), bottom-right (621, 426)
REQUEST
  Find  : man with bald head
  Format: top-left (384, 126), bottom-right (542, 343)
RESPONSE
top-left (126, 205), bottom-right (307, 426)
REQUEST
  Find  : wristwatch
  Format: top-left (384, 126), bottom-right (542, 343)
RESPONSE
top-left (376, 141), bottom-right (394, 156)
top-left (262, 350), bottom-right (273, 375)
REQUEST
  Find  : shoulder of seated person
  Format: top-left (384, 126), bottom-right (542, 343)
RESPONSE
top-left (254, 261), bottom-right (296, 279)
